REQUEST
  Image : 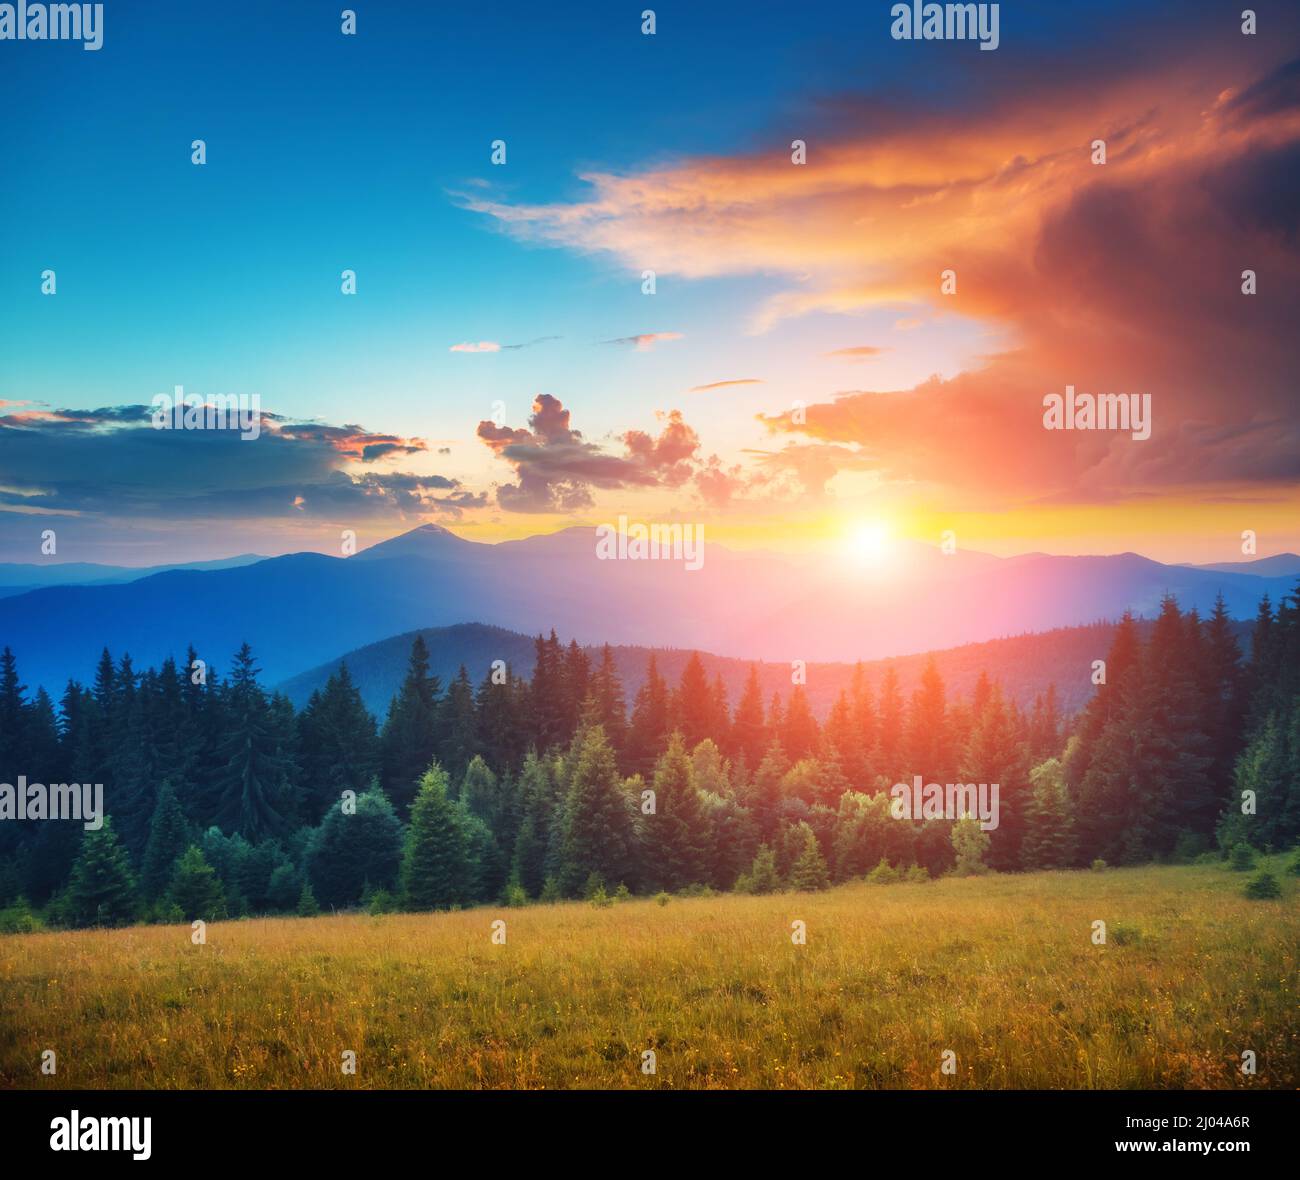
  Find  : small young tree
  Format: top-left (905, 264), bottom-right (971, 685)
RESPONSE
top-left (1228, 843), bottom-right (1256, 871)
top-left (740, 844), bottom-right (780, 894)
top-left (1021, 757), bottom-right (1077, 870)
top-left (789, 825), bottom-right (830, 891)
top-left (1244, 870), bottom-right (1281, 900)
top-left (296, 880), bottom-right (320, 917)
top-left (167, 846), bottom-right (227, 921)
top-left (66, 818), bottom-right (139, 927)
top-left (951, 815), bottom-right (991, 876)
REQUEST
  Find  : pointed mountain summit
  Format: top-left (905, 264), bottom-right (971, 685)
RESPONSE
top-left (354, 523), bottom-right (479, 561)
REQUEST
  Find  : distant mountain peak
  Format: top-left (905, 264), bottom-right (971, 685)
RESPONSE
top-left (355, 523), bottom-right (475, 559)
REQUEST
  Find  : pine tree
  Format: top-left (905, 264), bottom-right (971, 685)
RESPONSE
top-left (963, 683), bottom-right (1030, 871)
top-left (1203, 594), bottom-right (1245, 809)
top-left (874, 666), bottom-right (905, 781)
top-left (642, 732), bottom-right (709, 890)
top-left (906, 657), bottom-right (948, 780)
top-left (437, 666), bottom-right (479, 780)
top-left (167, 846), bottom-right (227, 921)
top-left (296, 663), bottom-right (379, 824)
top-left (847, 664), bottom-right (875, 784)
top-left (747, 739), bottom-right (788, 841)
top-left (296, 880), bottom-right (320, 917)
top-left (401, 765), bottom-right (471, 909)
top-left (559, 640), bottom-right (591, 744)
top-left (589, 645), bottom-right (628, 755)
top-left (214, 644), bottom-right (287, 840)
top-left (672, 653), bottom-right (713, 750)
top-left (379, 634), bottom-right (441, 817)
top-left (625, 655), bottom-right (670, 777)
top-left (140, 780), bottom-right (191, 900)
top-left (740, 844), bottom-right (779, 894)
top-left (951, 814), bottom-right (991, 876)
top-left (66, 818), bottom-right (139, 927)
top-left (555, 725), bottom-right (636, 895)
top-left (782, 686), bottom-right (819, 761)
top-left (306, 786), bottom-right (404, 908)
top-left (528, 631), bottom-right (565, 752)
top-left (1021, 758), bottom-right (1076, 869)
top-left (511, 751), bottom-right (557, 897)
top-left (0, 646), bottom-right (27, 782)
top-left (459, 754), bottom-right (513, 896)
top-left (708, 674), bottom-right (731, 752)
top-left (476, 663), bottom-right (521, 774)
top-left (789, 823), bottom-right (831, 890)
top-left (729, 665), bottom-right (767, 769)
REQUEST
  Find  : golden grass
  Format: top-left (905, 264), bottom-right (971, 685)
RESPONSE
top-left (1, 859), bottom-right (1295, 1089)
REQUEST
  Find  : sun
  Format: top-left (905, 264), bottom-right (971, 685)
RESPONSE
top-left (845, 520), bottom-right (894, 570)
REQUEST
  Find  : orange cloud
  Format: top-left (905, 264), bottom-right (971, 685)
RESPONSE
top-left (466, 31), bottom-right (1300, 509)
top-left (689, 378), bottom-right (764, 392)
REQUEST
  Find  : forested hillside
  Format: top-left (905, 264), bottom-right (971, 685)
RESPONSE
top-left (0, 589), bottom-right (1295, 930)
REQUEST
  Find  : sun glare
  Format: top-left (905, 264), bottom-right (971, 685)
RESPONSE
top-left (846, 521), bottom-right (893, 571)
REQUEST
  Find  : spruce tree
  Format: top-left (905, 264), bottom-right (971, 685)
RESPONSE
top-left (642, 732), bottom-right (709, 890)
top-left (589, 645), bottom-right (628, 755)
top-left (789, 824), bottom-right (830, 891)
top-left (511, 751), bottom-right (557, 897)
top-left (951, 814), bottom-right (991, 876)
top-left (66, 818), bottom-right (139, 927)
top-left (214, 644), bottom-right (287, 840)
top-left (741, 844), bottom-right (779, 894)
top-left (782, 687), bottom-right (820, 762)
top-left (437, 666), bottom-right (479, 780)
top-left (141, 780), bottom-right (191, 900)
top-left (167, 846), bottom-right (227, 921)
top-left (1021, 757), bottom-right (1076, 869)
top-left (296, 663), bottom-right (379, 824)
top-left (672, 653), bottom-right (713, 750)
top-left (305, 786), bottom-right (403, 908)
top-left (556, 725), bottom-right (635, 896)
top-left (730, 665), bottom-right (767, 769)
top-left (379, 634), bottom-right (441, 817)
top-left (625, 655), bottom-right (670, 777)
top-left (874, 666), bottom-right (905, 781)
top-left (747, 739), bottom-right (789, 842)
top-left (401, 765), bottom-right (470, 909)
top-left (906, 657), bottom-right (948, 778)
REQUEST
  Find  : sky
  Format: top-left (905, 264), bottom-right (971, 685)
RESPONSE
top-left (1, 0), bottom-right (1297, 566)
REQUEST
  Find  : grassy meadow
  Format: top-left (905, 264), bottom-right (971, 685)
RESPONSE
top-left (1, 858), bottom-right (1296, 1090)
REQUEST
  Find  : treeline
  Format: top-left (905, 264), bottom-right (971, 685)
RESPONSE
top-left (0, 588), bottom-right (1295, 928)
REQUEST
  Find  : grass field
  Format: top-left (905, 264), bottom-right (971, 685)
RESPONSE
top-left (1, 859), bottom-right (1296, 1090)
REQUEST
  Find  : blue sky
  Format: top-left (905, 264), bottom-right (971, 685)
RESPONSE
top-left (1, 1), bottom-right (1296, 565)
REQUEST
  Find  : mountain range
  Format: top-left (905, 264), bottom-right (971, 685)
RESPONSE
top-left (0, 524), bottom-right (1292, 697)
top-left (276, 617), bottom-right (1254, 721)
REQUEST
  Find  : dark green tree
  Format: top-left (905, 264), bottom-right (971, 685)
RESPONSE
top-left (66, 818), bottom-right (138, 927)
top-left (140, 780), bottom-right (191, 900)
top-left (401, 764), bottom-right (471, 909)
top-left (167, 846), bottom-right (227, 921)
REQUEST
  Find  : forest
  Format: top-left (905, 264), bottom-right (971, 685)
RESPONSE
top-left (0, 587), bottom-right (1296, 929)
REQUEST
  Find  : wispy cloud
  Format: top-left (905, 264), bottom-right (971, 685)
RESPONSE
top-left (601, 332), bottom-right (683, 352)
top-left (689, 378), bottom-right (764, 392)
top-left (825, 347), bottom-right (887, 361)
top-left (449, 341), bottom-right (502, 353)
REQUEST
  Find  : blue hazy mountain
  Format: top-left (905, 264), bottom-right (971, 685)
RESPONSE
top-left (276, 618), bottom-right (1254, 721)
top-left (0, 554), bottom-right (265, 598)
top-left (0, 524), bottom-right (1291, 696)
